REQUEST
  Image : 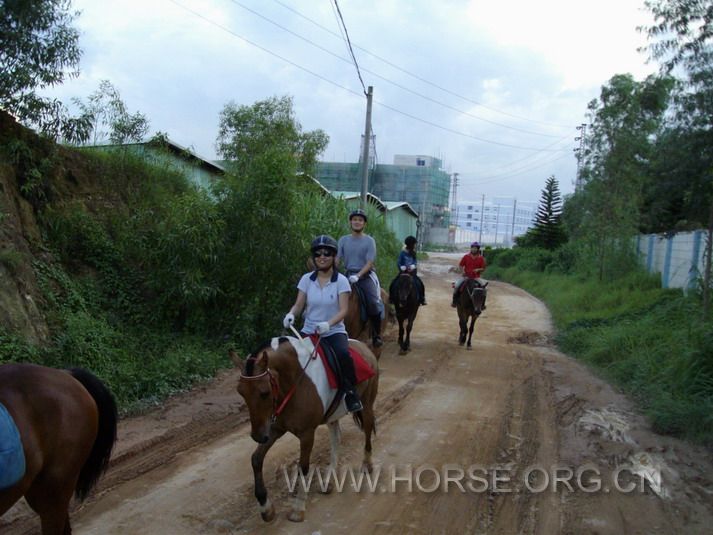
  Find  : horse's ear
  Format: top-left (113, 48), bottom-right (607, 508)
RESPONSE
top-left (257, 350), bottom-right (269, 369)
top-left (482, 281), bottom-right (489, 288)
top-left (229, 349), bottom-right (243, 370)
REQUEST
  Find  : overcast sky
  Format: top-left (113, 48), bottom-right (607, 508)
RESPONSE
top-left (44, 0), bottom-right (658, 204)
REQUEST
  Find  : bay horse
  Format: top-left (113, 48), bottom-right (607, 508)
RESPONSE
top-left (231, 333), bottom-right (378, 523)
top-left (343, 282), bottom-right (390, 356)
top-left (392, 273), bottom-right (420, 354)
top-left (0, 363), bottom-right (117, 534)
top-left (456, 278), bottom-right (488, 349)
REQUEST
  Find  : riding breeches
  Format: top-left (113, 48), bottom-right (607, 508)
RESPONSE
top-left (353, 276), bottom-right (381, 316)
top-left (319, 333), bottom-right (357, 390)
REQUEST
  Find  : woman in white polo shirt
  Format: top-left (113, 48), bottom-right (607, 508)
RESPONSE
top-left (283, 235), bottom-right (363, 413)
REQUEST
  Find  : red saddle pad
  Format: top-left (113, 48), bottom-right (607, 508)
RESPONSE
top-left (309, 336), bottom-right (376, 389)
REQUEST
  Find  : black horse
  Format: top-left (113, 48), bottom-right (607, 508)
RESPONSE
top-left (392, 273), bottom-right (420, 354)
top-left (456, 278), bottom-right (487, 349)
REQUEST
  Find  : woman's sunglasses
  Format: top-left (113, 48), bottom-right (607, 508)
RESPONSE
top-left (313, 249), bottom-right (335, 258)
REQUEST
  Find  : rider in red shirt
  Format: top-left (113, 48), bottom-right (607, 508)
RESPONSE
top-left (451, 242), bottom-right (487, 308)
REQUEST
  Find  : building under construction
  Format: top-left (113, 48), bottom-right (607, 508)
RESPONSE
top-left (316, 154), bottom-right (451, 244)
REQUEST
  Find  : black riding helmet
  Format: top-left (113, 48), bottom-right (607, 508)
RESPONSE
top-left (310, 234), bottom-right (338, 254)
top-left (349, 208), bottom-right (368, 223)
top-left (404, 235), bottom-right (417, 248)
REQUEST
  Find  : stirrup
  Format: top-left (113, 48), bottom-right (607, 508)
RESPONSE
top-left (345, 392), bottom-right (363, 413)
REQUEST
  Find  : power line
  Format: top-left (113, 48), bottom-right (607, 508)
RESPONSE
top-left (268, 0), bottom-right (572, 130)
top-left (459, 151), bottom-right (573, 185)
top-left (227, 0), bottom-right (564, 139)
top-left (331, 0), bottom-right (367, 95)
top-left (167, 0), bottom-right (570, 152)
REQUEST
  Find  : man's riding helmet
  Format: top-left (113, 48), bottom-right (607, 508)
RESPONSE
top-left (310, 234), bottom-right (338, 254)
top-left (470, 241), bottom-right (481, 248)
top-left (349, 208), bottom-right (368, 223)
top-left (405, 235), bottom-right (417, 248)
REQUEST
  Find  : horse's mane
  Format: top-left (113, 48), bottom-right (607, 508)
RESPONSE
top-left (245, 337), bottom-right (290, 376)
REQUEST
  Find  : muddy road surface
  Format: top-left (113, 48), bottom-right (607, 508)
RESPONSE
top-left (3, 254), bottom-right (713, 534)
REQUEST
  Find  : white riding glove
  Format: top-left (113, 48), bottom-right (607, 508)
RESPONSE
top-left (283, 312), bottom-right (295, 329)
top-left (348, 275), bottom-right (359, 284)
top-left (400, 265), bottom-right (406, 271)
top-left (316, 321), bottom-right (330, 334)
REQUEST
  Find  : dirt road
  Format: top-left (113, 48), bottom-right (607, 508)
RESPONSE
top-left (3, 254), bottom-right (713, 534)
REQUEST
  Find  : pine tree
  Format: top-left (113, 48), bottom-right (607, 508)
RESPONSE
top-left (530, 176), bottom-right (566, 250)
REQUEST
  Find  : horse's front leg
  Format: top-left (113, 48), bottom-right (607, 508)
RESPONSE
top-left (288, 429), bottom-right (316, 522)
top-left (467, 316), bottom-right (476, 348)
top-left (405, 314), bottom-right (414, 351)
top-left (321, 421), bottom-right (341, 494)
top-left (397, 316), bottom-right (405, 350)
top-left (251, 427), bottom-right (285, 522)
top-left (458, 314), bottom-right (467, 345)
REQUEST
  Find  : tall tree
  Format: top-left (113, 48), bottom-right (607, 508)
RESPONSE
top-left (532, 176), bottom-right (566, 250)
top-left (571, 74), bottom-right (673, 280)
top-left (72, 80), bottom-right (150, 145)
top-left (0, 0), bottom-right (88, 140)
top-left (213, 96), bottom-right (329, 339)
top-left (641, 0), bottom-right (713, 316)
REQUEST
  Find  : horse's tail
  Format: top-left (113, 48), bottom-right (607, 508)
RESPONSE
top-left (69, 368), bottom-right (118, 501)
top-left (352, 411), bottom-right (364, 430)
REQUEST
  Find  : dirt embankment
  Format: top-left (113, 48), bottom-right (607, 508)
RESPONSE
top-left (4, 254), bottom-right (713, 534)
top-left (0, 111), bottom-right (128, 344)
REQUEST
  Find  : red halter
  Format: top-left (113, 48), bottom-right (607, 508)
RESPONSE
top-left (239, 335), bottom-right (322, 421)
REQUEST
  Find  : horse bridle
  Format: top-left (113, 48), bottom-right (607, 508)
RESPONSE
top-left (238, 325), bottom-right (320, 422)
top-left (465, 280), bottom-right (485, 310)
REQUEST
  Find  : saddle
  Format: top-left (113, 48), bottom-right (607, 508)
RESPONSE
top-left (0, 402), bottom-right (26, 490)
top-left (308, 335), bottom-right (376, 389)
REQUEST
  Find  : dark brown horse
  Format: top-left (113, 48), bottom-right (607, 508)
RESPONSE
top-left (232, 334), bottom-right (378, 522)
top-left (392, 273), bottom-right (420, 354)
top-left (0, 363), bottom-right (117, 534)
top-left (343, 284), bottom-right (390, 357)
top-left (456, 278), bottom-right (488, 349)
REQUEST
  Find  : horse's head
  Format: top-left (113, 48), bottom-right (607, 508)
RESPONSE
top-left (464, 279), bottom-right (488, 315)
top-left (232, 346), bottom-right (280, 444)
top-left (396, 273), bottom-right (415, 307)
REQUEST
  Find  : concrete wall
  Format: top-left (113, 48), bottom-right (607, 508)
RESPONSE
top-left (637, 230), bottom-right (707, 290)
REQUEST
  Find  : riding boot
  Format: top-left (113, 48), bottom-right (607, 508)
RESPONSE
top-left (370, 314), bottom-right (383, 347)
top-left (339, 354), bottom-right (363, 412)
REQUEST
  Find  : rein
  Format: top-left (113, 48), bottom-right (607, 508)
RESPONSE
top-left (239, 326), bottom-right (322, 421)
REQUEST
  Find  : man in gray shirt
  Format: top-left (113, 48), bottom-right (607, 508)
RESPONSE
top-left (337, 209), bottom-right (383, 347)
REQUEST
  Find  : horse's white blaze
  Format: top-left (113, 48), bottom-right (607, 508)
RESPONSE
top-left (278, 337), bottom-right (347, 421)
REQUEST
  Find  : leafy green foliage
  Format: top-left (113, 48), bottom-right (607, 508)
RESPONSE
top-left (72, 80), bottom-right (150, 145)
top-left (0, 0), bottom-right (90, 141)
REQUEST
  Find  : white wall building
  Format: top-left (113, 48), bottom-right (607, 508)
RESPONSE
top-left (454, 197), bottom-right (538, 247)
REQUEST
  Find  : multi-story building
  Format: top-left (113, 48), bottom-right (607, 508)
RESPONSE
top-left (316, 155), bottom-right (451, 244)
top-left (455, 197), bottom-right (537, 247)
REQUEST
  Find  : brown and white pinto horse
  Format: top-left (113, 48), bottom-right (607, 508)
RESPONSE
top-left (232, 334), bottom-right (378, 523)
top-left (456, 278), bottom-right (488, 349)
top-left (0, 363), bottom-right (117, 534)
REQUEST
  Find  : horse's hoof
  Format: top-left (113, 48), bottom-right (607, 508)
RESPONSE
top-left (260, 504), bottom-right (276, 523)
top-left (362, 461), bottom-right (373, 474)
top-left (320, 483), bottom-right (333, 494)
top-left (287, 510), bottom-right (305, 522)
top-left (399, 348), bottom-right (407, 355)
top-left (467, 345), bottom-right (473, 351)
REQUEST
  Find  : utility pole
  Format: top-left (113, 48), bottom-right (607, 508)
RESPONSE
top-left (360, 86), bottom-right (374, 208)
top-left (574, 123), bottom-right (587, 191)
top-left (510, 198), bottom-right (517, 247)
top-left (478, 194), bottom-right (485, 243)
top-left (494, 204), bottom-right (500, 245)
top-left (450, 172), bottom-right (459, 246)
